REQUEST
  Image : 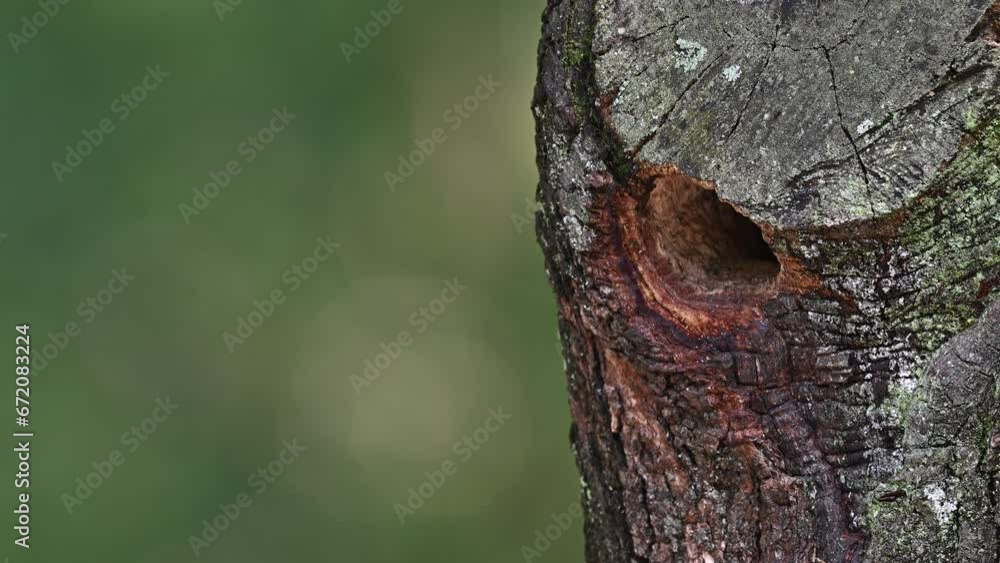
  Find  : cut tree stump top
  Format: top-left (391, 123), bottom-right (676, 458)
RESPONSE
top-left (593, 0), bottom-right (1000, 228)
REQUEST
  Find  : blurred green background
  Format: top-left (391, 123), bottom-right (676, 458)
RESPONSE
top-left (0, 1), bottom-right (582, 561)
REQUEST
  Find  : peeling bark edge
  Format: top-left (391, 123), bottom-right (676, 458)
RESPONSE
top-left (534, 1), bottom-right (1000, 562)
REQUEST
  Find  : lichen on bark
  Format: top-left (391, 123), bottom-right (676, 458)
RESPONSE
top-left (533, 0), bottom-right (1000, 561)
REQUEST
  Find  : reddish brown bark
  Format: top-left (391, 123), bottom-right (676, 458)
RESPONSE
top-left (534, 1), bottom-right (1000, 561)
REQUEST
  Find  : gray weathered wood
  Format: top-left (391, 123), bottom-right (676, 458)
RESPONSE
top-left (534, 1), bottom-right (1000, 561)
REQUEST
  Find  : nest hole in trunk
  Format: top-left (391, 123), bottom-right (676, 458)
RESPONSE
top-left (642, 173), bottom-right (780, 294)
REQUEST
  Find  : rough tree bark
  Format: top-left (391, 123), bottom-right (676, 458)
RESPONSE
top-left (533, 1), bottom-right (1000, 561)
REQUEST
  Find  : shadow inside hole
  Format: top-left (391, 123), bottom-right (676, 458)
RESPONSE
top-left (643, 173), bottom-right (780, 293)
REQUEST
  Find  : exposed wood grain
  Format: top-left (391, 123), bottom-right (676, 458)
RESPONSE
top-left (534, 1), bottom-right (1000, 560)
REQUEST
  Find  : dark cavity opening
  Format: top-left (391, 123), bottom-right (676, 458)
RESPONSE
top-left (643, 173), bottom-right (780, 293)
top-left (970, 1), bottom-right (1000, 43)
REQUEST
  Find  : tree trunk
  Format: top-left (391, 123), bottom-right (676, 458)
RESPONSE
top-left (532, 1), bottom-right (1000, 561)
